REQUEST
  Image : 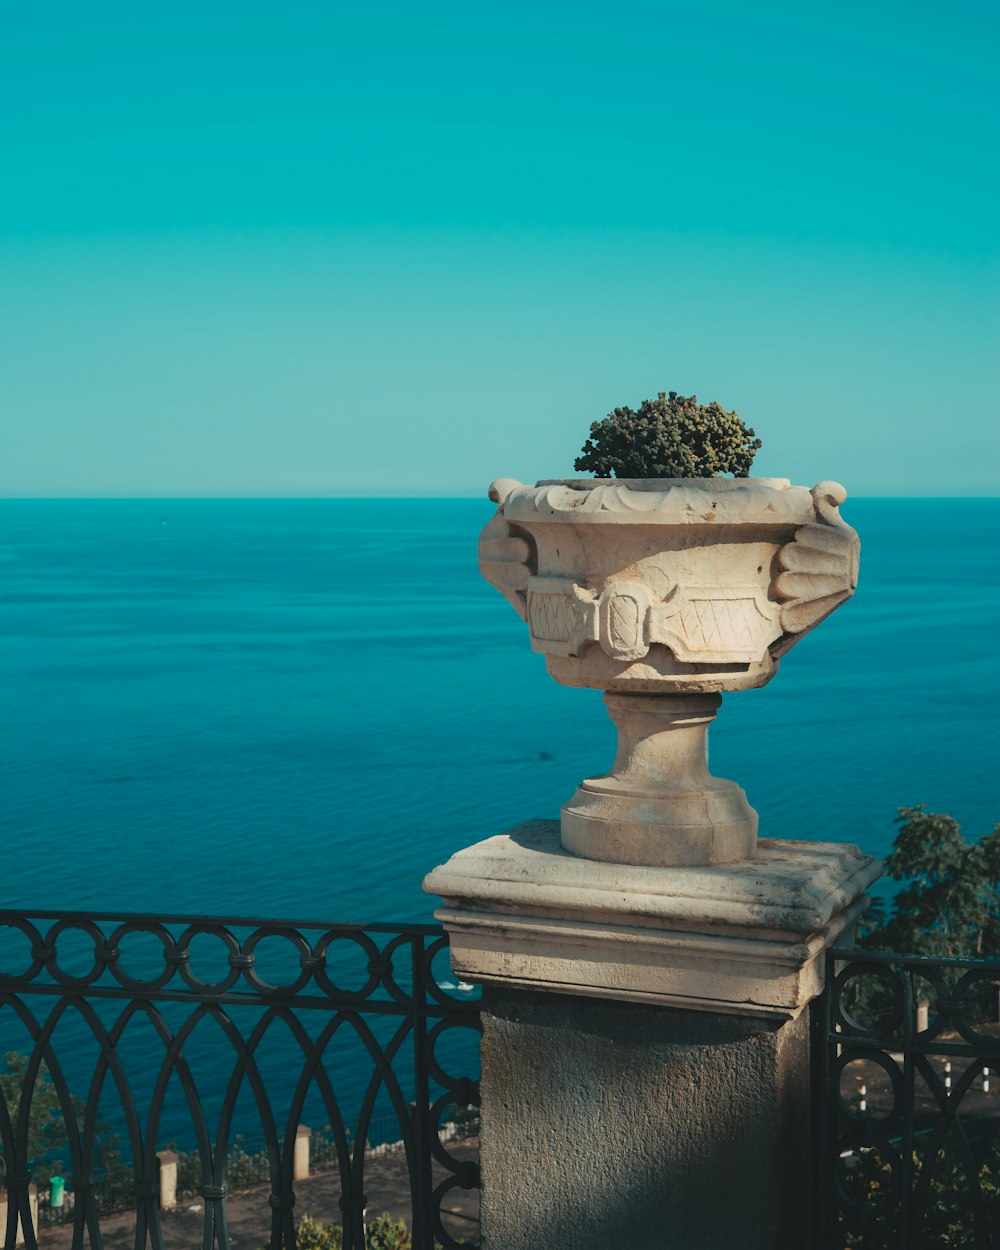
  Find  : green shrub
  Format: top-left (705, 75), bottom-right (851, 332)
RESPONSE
top-left (361, 1212), bottom-right (411, 1250)
top-left (839, 1141), bottom-right (1000, 1249)
top-left (292, 1213), bottom-right (339, 1250)
top-left (0, 1053), bottom-right (73, 1185)
top-left (575, 391), bottom-right (761, 479)
top-left (862, 807), bottom-right (1000, 961)
top-left (0, 1053), bottom-right (120, 1189)
top-left (443, 1103), bottom-right (480, 1137)
top-left (290, 1211), bottom-right (411, 1250)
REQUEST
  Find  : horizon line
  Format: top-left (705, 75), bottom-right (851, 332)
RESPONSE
top-left (2, 493), bottom-right (999, 503)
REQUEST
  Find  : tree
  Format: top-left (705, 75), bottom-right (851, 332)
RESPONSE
top-left (0, 1052), bottom-right (76, 1184)
top-left (863, 807), bottom-right (1000, 959)
top-left (0, 1053), bottom-right (119, 1188)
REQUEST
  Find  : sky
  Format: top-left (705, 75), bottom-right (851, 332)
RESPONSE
top-left (2, 0), bottom-right (997, 498)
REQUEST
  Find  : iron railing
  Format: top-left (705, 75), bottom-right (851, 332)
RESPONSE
top-left (820, 946), bottom-right (1000, 1249)
top-left (0, 910), bottom-right (481, 1250)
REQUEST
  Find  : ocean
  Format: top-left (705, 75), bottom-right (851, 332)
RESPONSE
top-left (2, 496), bottom-right (998, 920)
top-left (1, 496), bottom-right (998, 1156)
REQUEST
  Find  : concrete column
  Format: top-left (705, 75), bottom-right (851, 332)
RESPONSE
top-left (156, 1150), bottom-right (178, 1210)
top-left (293, 1125), bottom-right (311, 1181)
top-left (425, 819), bottom-right (880, 1250)
top-left (481, 990), bottom-right (812, 1250)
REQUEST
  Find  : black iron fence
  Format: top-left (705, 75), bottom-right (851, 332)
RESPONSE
top-left (0, 911), bottom-right (481, 1250)
top-left (819, 946), bottom-right (1000, 1250)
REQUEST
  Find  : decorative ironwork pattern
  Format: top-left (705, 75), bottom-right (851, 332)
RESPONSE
top-left (0, 910), bottom-right (481, 1250)
top-left (819, 946), bottom-right (1000, 1249)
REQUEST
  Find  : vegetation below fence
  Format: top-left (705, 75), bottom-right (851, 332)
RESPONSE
top-left (1, 1045), bottom-right (479, 1233)
top-left (22, 1112), bottom-right (478, 1225)
top-left (859, 807), bottom-right (1000, 962)
top-left (839, 1141), bottom-right (1000, 1250)
top-left (291, 1212), bottom-right (410, 1250)
top-left (2, 1038), bottom-right (479, 1206)
top-left (827, 806), bottom-right (1000, 1249)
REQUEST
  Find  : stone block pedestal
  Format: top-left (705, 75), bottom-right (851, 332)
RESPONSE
top-left (480, 990), bottom-right (811, 1250)
top-left (424, 821), bottom-right (880, 1250)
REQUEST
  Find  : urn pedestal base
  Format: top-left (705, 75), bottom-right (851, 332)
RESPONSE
top-left (425, 820), bottom-right (878, 1015)
top-left (560, 691), bottom-right (757, 867)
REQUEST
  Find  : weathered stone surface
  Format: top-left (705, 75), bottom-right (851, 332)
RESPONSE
top-left (477, 475), bottom-right (860, 867)
top-left (424, 820), bottom-right (880, 1018)
top-left (560, 691), bottom-right (758, 866)
top-left (457, 470), bottom-right (876, 1245)
top-left (479, 988), bottom-right (813, 1250)
top-left (480, 476), bottom-right (858, 690)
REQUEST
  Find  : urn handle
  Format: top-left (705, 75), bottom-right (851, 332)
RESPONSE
top-left (772, 481), bottom-right (860, 645)
top-left (479, 479), bottom-right (536, 621)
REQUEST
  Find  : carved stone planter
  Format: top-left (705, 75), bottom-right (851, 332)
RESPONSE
top-left (427, 470), bottom-right (874, 1250)
top-left (479, 476), bottom-right (859, 868)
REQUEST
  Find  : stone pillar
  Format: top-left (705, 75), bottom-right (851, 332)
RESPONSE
top-left (425, 820), bottom-right (880, 1250)
top-left (0, 1184), bottom-right (38, 1247)
top-left (156, 1150), bottom-right (178, 1210)
top-left (293, 1125), bottom-right (311, 1181)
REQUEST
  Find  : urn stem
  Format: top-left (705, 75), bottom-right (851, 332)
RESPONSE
top-left (560, 691), bottom-right (758, 868)
top-left (607, 691), bottom-right (718, 786)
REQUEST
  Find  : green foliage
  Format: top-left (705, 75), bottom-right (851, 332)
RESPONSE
top-left (309, 1123), bottom-right (346, 1173)
top-left (840, 1140), bottom-right (1000, 1249)
top-left (171, 1129), bottom-right (340, 1202)
top-left (0, 1052), bottom-right (70, 1181)
top-left (0, 1053), bottom-right (123, 1194)
top-left (290, 1211), bottom-right (411, 1250)
top-left (843, 807), bottom-right (1000, 1031)
top-left (921, 1144), bottom-right (1000, 1250)
top-left (222, 1138), bottom-right (271, 1190)
top-left (443, 1102), bottom-right (480, 1137)
top-left (293, 1212), bottom-right (342, 1250)
top-left (363, 1212), bottom-right (412, 1250)
top-left (575, 391), bottom-right (761, 479)
top-left (863, 807), bottom-right (1000, 959)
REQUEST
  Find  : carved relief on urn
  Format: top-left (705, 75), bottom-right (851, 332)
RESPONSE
top-left (479, 476), bottom-right (859, 869)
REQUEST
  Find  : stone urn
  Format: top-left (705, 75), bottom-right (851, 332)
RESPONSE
top-left (479, 476), bottom-right (859, 869)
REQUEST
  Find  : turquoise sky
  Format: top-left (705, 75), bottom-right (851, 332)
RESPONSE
top-left (3, 1), bottom-right (996, 497)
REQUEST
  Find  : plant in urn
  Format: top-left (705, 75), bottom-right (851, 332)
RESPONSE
top-left (479, 392), bottom-right (859, 869)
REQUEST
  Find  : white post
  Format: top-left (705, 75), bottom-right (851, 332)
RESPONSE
top-left (294, 1125), bottom-right (311, 1181)
top-left (1, 1185), bottom-right (39, 1247)
top-left (156, 1150), bottom-right (179, 1210)
top-left (944, 1061), bottom-right (952, 1092)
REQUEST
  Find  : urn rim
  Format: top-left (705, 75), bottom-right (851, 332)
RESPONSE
top-left (535, 476), bottom-right (793, 491)
top-left (494, 475), bottom-right (840, 528)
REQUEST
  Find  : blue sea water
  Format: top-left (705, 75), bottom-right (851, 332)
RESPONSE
top-left (1, 497), bottom-right (998, 1160)
top-left (1, 497), bottom-right (999, 920)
